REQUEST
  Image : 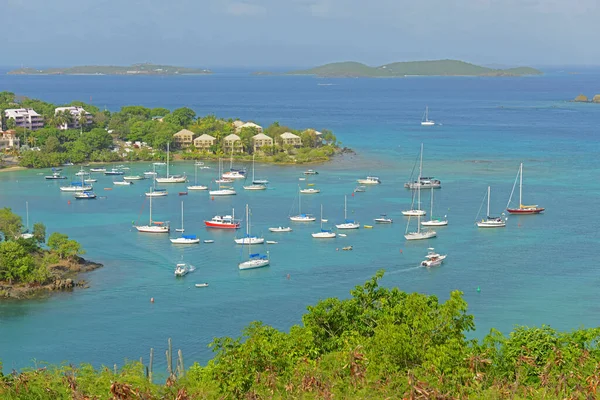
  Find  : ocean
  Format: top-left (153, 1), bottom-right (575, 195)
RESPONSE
top-left (0, 68), bottom-right (599, 372)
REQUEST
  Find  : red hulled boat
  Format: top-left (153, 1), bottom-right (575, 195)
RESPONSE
top-left (204, 209), bottom-right (241, 229)
top-left (506, 163), bottom-right (544, 215)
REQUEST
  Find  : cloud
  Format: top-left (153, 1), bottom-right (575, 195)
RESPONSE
top-left (225, 2), bottom-right (267, 16)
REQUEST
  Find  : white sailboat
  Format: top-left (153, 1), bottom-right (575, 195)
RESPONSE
top-left (289, 185), bottom-right (316, 222)
top-left (170, 201), bottom-right (200, 244)
top-left (134, 195), bottom-right (170, 233)
top-left (210, 158), bottom-right (236, 196)
top-left (155, 143), bottom-right (187, 183)
top-left (222, 147), bottom-right (246, 179)
top-left (312, 205), bottom-right (336, 238)
top-left (402, 144), bottom-right (427, 216)
top-left (335, 195), bottom-right (360, 229)
top-left (404, 145), bottom-right (436, 240)
top-left (146, 167), bottom-right (168, 197)
top-left (476, 186), bottom-right (507, 228)
top-left (421, 186), bottom-right (448, 226)
top-left (187, 162), bottom-right (208, 191)
top-left (235, 204), bottom-right (265, 244)
top-left (20, 201), bottom-right (34, 239)
top-left (243, 154), bottom-right (267, 190)
top-left (421, 106), bottom-right (435, 126)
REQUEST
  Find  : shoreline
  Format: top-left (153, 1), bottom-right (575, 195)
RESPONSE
top-left (0, 165), bottom-right (27, 173)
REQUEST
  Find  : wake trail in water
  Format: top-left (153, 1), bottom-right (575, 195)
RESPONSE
top-left (386, 265), bottom-right (422, 275)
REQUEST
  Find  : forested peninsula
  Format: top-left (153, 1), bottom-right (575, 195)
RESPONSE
top-left (1, 271), bottom-right (599, 398)
top-left (7, 63), bottom-right (211, 76)
top-left (287, 59), bottom-right (542, 78)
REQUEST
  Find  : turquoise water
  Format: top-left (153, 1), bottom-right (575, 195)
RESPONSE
top-left (1, 70), bottom-right (600, 371)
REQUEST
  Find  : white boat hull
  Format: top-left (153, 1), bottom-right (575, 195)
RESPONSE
top-left (290, 215), bottom-right (316, 222)
top-left (269, 227), bottom-right (292, 232)
top-left (405, 182), bottom-right (442, 189)
top-left (357, 180), bottom-right (380, 185)
top-left (300, 189), bottom-right (320, 194)
top-left (312, 232), bottom-right (336, 238)
top-left (209, 189), bottom-right (236, 196)
top-left (476, 220), bottom-right (506, 228)
top-left (234, 237), bottom-right (265, 245)
top-left (155, 177), bottom-right (187, 183)
top-left (374, 218), bottom-right (393, 223)
top-left (402, 210), bottom-right (426, 216)
top-left (113, 181), bottom-right (132, 185)
top-left (145, 191), bottom-right (168, 197)
top-left (421, 220), bottom-right (448, 227)
top-left (60, 185), bottom-right (93, 192)
top-left (170, 238), bottom-right (201, 244)
top-left (243, 184), bottom-right (267, 191)
top-left (222, 172), bottom-right (245, 179)
top-left (421, 121), bottom-right (435, 126)
top-left (405, 231), bottom-right (437, 240)
top-left (124, 176), bottom-right (145, 180)
top-left (187, 185), bottom-right (208, 190)
top-left (239, 259), bottom-right (270, 270)
top-left (135, 225), bottom-right (170, 233)
top-left (335, 223), bottom-right (360, 229)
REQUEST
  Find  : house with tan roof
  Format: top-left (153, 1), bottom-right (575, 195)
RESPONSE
top-left (280, 132), bottom-right (302, 147)
top-left (173, 129), bottom-right (196, 148)
top-left (252, 133), bottom-right (273, 152)
top-left (235, 121), bottom-right (263, 134)
top-left (223, 133), bottom-right (243, 153)
top-left (193, 133), bottom-right (216, 150)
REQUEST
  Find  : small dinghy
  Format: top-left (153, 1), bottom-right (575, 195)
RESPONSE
top-left (342, 246), bottom-right (353, 251)
top-left (203, 239), bottom-right (214, 244)
top-left (195, 283), bottom-right (209, 288)
top-left (266, 240), bottom-right (278, 244)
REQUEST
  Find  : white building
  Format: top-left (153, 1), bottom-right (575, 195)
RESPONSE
top-left (54, 106), bottom-right (93, 130)
top-left (4, 108), bottom-right (44, 131)
top-left (0, 130), bottom-right (20, 150)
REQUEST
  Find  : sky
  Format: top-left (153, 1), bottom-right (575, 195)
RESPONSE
top-left (3, 0), bottom-right (599, 68)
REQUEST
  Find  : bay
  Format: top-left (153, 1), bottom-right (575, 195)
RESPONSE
top-left (0, 69), bottom-right (599, 371)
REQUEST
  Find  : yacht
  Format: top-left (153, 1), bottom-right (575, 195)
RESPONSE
top-left (357, 176), bottom-right (381, 185)
top-left (204, 210), bottom-right (241, 229)
top-left (300, 188), bottom-right (320, 194)
top-left (421, 248), bottom-right (446, 267)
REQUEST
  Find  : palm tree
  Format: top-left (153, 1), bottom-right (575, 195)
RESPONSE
top-left (78, 111), bottom-right (88, 131)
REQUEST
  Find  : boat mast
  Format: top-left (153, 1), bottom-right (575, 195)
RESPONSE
top-left (519, 163), bottom-right (523, 207)
top-left (181, 201), bottom-right (184, 231)
top-left (149, 194), bottom-right (153, 225)
top-left (252, 154), bottom-right (255, 181)
top-left (417, 143), bottom-right (423, 232)
top-left (194, 163), bottom-right (197, 185)
top-left (166, 142), bottom-right (170, 178)
top-left (320, 204), bottom-right (323, 230)
top-left (26, 201), bottom-right (29, 231)
top-left (487, 186), bottom-right (491, 217)
top-left (344, 195), bottom-right (347, 220)
top-left (430, 186), bottom-right (434, 219)
top-left (246, 204), bottom-right (249, 237)
top-left (298, 185), bottom-right (301, 215)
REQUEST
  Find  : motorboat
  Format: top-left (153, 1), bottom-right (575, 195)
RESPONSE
top-left (179, 191), bottom-right (188, 196)
top-left (300, 188), bottom-right (320, 194)
top-left (74, 191), bottom-right (96, 199)
top-left (304, 169), bottom-right (318, 175)
top-left (153, 162), bottom-right (167, 166)
top-left (357, 176), bottom-right (381, 185)
top-left (238, 252), bottom-right (270, 270)
top-left (354, 186), bottom-right (366, 193)
top-left (268, 227), bottom-right (292, 232)
top-left (420, 248), bottom-right (446, 267)
top-left (194, 161), bottom-right (204, 166)
top-left (170, 235), bottom-right (200, 244)
top-left (144, 171), bottom-right (157, 176)
top-left (267, 241), bottom-right (278, 244)
top-left (342, 246), bottom-right (353, 251)
top-left (195, 283), bottom-right (209, 288)
top-left (205, 210), bottom-right (241, 229)
top-left (75, 169), bottom-right (89, 176)
top-left (404, 177), bottom-right (442, 190)
top-left (123, 175), bottom-right (145, 181)
top-left (174, 263), bottom-right (190, 277)
top-left (374, 214), bottom-right (393, 223)
top-left (203, 239), bottom-right (214, 243)
top-left (45, 172), bottom-right (67, 180)
top-left (113, 181), bottom-right (133, 186)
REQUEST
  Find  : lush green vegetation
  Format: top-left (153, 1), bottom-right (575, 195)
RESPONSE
top-left (0, 91), bottom-right (339, 168)
top-left (7, 63), bottom-right (211, 75)
top-left (2, 271), bottom-right (599, 399)
top-left (0, 208), bottom-right (83, 287)
top-left (290, 59), bottom-right (543, 77)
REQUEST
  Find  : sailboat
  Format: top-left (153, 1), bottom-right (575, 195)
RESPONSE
top-left (134, 195), bottom-right (170, 233)
top-left (20, 202), bottom-right (34, 239)
top-left (335, 195), bottom-right (360, 229)
top-left (506, 163), bottom-right (544, 214)
top-left (477, 186), bottom-right (507, 228)
top-left (243, 154), bottom-right (267, 190)
top-left (222, 147), bottom-right (246, 179)
top-left (60, 172), bottom-right (93, 192)
top-left (210, 158), bottom-right (236, 196)
top-left (405, 146), bottom-right (436, 240)
top-left (421, 186), bottom-right (448, 226)
top-left (421, 106), bottom-right (435, 126)
top-left (312, 205), bottom-right (336, 238)
top-left (402, 144), bottom-right (427, 216)
top-left (289, 185), bottom-right (316, 221)
top-left (155, 143), bottom-right (187, 183)
top-left (235, 204), bottom-right (265, 244)
top-left (170, 201), bottom-right (200, 243)
top-left (146, 167), bottom-right (168, 197)
top-left (187, 162), bottom-right (208, 191)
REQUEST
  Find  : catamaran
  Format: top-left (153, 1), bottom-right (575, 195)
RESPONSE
top-left (506, 163), bottom-right (544, 214)
top-left (421, 186), bottom-right (448, 226)
top-left (170, 201), bottom-right (200, 244)
top-left (187, 162), bottom-right (208, 191)
top-left (235, 204), bottom-right (265, 244)
top-left (155, 143), bottom-right (187, 183)
top-left (477, 186), bottom-right (507, 228)
top-left (312, 205), bottom-right (336, 238)
top-left (134, 195), bottom-right (170, 233)
top-left (335, 195), bottom-right (360, 229)
top-left (289, 185), bottom-right (316, 222)
top-left (421, 106), bottom-right (435, 126)
top-left (243, 154), bottom-right (267, 190)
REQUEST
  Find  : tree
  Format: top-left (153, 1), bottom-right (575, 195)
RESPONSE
top-left (6, 118), bottom-right (16, 130)
top-left (163, 107), bottom-right (196, 127)
top-left (0, 208), bottom-right (23, 241)
top-left (44, 136), bottom-right (61, 153)
top-left (0, 241), bottom-right (35, 283)
top-left (80, 128), bottom-right (113, 150)
top-left (78, 111), bottom-right (89, 131)
top-left (47, 232), bottom-right (84, 260)
top-left (32, 222), bottom-right (46, 245)
top-left (150, 107), bottom-right (170, 117)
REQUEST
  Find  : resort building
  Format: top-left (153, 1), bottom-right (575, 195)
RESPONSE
top-left (252, 133), bottom-right (273, 152)
top-left (4, 108), bottom-right (44, 131)
top-left (54, 106), bottom-right (93, 130)
top-left (223, 133), bottom-right (243, 153)
top-left (280, 132), bottom-right (302, 147)
top-left (234, 121), bottom-right (263, 133)
top-left (0, 130), bottom-right (20, 150)
top-left (172, 129), bottom-right (196, 148)
top-left (193, 133), bottom-right (216, 150)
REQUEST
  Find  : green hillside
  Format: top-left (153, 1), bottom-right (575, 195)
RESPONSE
top-left (7, 63), bottom-right (211, 75)
top-left (289, 59), bottom-right (542, 77)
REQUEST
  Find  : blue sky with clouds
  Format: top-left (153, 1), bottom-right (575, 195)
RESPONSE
top-left (4, 0), bottom-right (598, 67)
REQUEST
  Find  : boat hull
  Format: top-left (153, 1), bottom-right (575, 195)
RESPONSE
top-left (404, 182), bottom-right (441, 189)
top-left (311, 232), bottom-right (336, 238)
top-left (187, 185), bottom-right (208, 190)
top-left (421, 220), bottom-right (448, 227)
top-left (204, 221), bottom-right (240, 229)
top-left (234, 237), bottom-right (265, 244)
top-left (506, 208), bottom-right (544, 214)
top-left (145, 191), bottom-right (168, 197)
top-left (170, 238), bottom-right (201, 244)
top-left (155, 177), bottom-right (187, 183)
top-left (300, 189), bottom-right (320, 194)
top-left (209, 190), bottom-right (236, 196)
top-left (60, 186), bottom-right (93, 192)
top-left (238, 259), bottom-right (270, 270)
top-left (269, 227), bottom-right (292, 232)
top-left (374, 218), bottom-right (393, 223)
top-left (405, 231), bottom-right (437, 240)
top-left (135, 226), bottom-right (170, 233)
top-left (335, 223), bottom-right (360, 229)
top-left (401, 210), bottom-right (426, 216)
top-left (476, 221), bottom-right (506, 228)
top-left (290, 216), bottom-right (316, 222)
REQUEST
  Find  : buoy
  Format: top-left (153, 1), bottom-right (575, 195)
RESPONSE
top-left (400, 249), bottom-right (403, 253)
top-left (476, 287), bottom-right (481, 293)
top-left (211, 196), bottom-right (214, 201)
top-left (67, 200), bottom-right (71, 205)
top-left (352, 193), bottom-right (355, 197)
top-left (132, 220), bottom-right (135, 225)
top-left (150, 297), bottom-right (155, 303)
top-left (336, 248), bottom-right (339, 251)
top-left (286, 274), bottom-right (290, 280)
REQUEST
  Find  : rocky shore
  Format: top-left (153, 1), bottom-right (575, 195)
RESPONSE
top-left (0, 257), bottom-right (103, 299)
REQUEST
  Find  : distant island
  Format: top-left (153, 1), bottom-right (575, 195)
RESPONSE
top-left (7, 63), bottom-right (211, 76)
top-left (282, 59), bottom-right (542, 78)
